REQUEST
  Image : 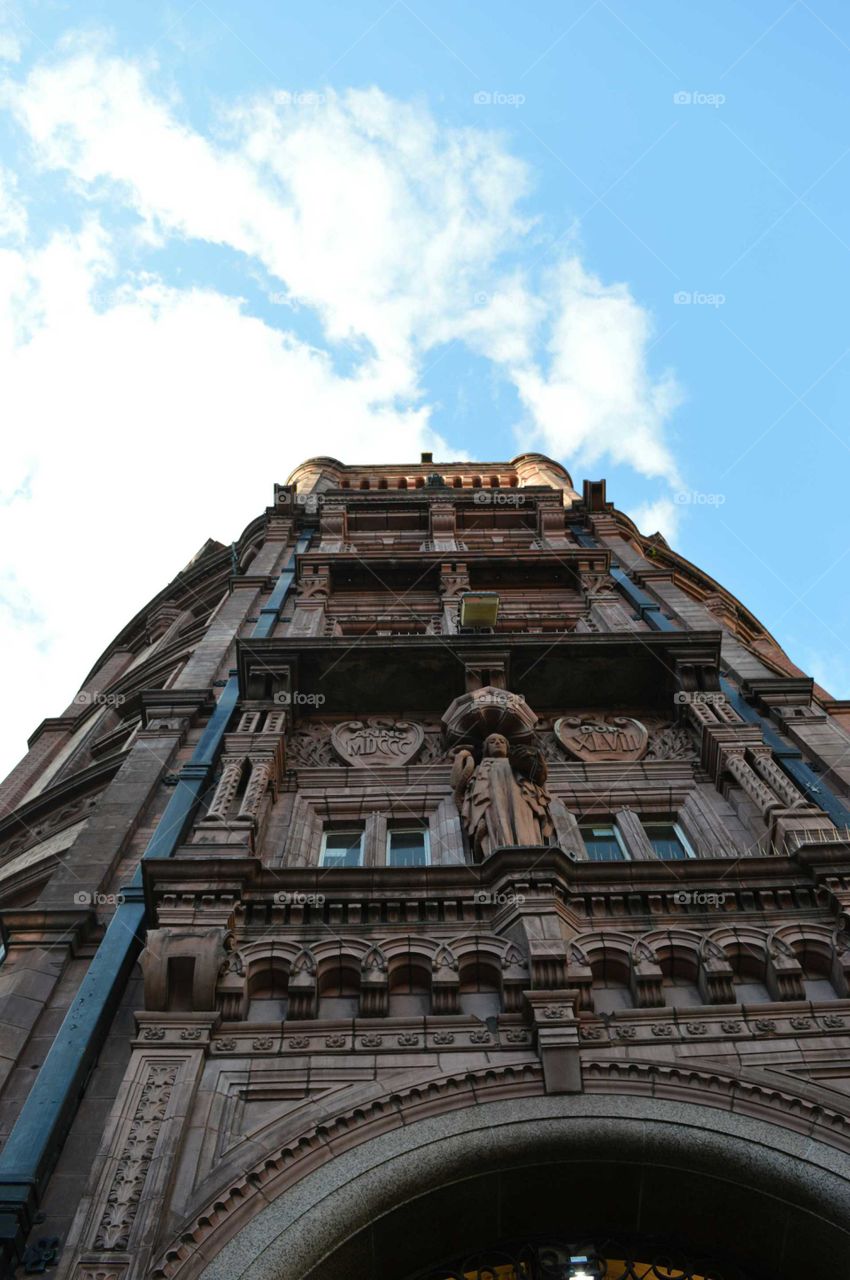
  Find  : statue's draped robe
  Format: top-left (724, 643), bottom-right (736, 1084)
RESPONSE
top-left (461, 756), bottom-right (552, 855)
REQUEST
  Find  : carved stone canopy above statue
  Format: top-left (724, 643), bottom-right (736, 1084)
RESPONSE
top-left (442, 686), bottom-right (537, 747)
top-left (554, 715), bottom-right (649, 763)
top-left (331, 718), bottom-right (424, 767)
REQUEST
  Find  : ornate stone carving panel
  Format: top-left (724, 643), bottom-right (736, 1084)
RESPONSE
top-left (554, 716), bottom-right (649, 762)
top-left (93, 1063), bottom-right (179, 1250)
top-left (330, 719), bottom-right (425, 767)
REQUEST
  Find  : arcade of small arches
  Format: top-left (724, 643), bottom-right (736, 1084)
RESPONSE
top-left (197, 923), bottom-right (850, 1024)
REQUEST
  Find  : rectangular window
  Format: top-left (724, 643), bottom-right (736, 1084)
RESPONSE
top-left (387, 827), bottom-right (430, 867)
top-left (320, 829), bottom-right (364, 868)
top-left (580, 824), bottom-right (628, 862)
top-left (643, 821), bottom-right (695, 861)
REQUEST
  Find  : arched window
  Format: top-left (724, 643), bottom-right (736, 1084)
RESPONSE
top-left (318, 957), bottom-right (360, 1018)
top-left (458, 955), bottom-right (501, 1018)
top-left (659, 952), bottom-right (701, 1007)
top-left (388, 955), bottom-right (431, 1015)
top-left (589, 951), bottom-right (634, 1013)
top-left (729, 943), bottom-right (770, 1004)
top-left (247, 959), bottom-right (289, 1021)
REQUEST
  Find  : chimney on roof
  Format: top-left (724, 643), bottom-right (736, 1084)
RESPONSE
top-left (420, 451), bottom-right (433, 463)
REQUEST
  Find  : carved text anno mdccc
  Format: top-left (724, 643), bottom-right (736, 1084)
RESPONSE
top-left (331, 719), bottom-right (424, 767)
top-left (554, 716), bottom-right (648, 763)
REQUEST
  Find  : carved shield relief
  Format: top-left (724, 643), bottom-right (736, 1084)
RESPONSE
top-left (554, 716), bottom-right (648, 763)
top-left (331, 719), bottom-right (424, 767)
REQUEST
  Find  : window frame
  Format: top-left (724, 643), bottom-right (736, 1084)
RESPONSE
top-left (579, 821), bottom-right (630, 862)
top-left (320, 827), bottom-right (366, 868)
top-left (642, 818), bottom-right (696, 861)
top-left (385, 824), bottom-right (431, 868)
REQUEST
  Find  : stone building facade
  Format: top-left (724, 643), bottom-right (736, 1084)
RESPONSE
top-left (1, 452), bottom-right (850, 1279)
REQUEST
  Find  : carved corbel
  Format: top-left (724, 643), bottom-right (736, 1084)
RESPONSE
top-left (766, 935), bottom-right (806, 1001)
top-left (430, 503), bottom-right (457, 550)
top-left (630, 940), bottom-right (665, 1008)
top-left (523, 989), bottom-right (582, 1094)
top-left (698, 937), bottom-right (735, 1004)
top-left (501, 942), bottom-right (531, 1012)
top-left (359, 945), bottom-right (388, 1017)
top-left (216, 948), bottom-right (247, 1020)
top-left (288, 947), bottom-right (318, 1019)
top-left (565, 942), bottom-right (594, 1011)
top-left (432, 944), bottom-right (460, 1014)
top-left (527, 939), bottom-right (569, 990)
top-left (317, 503), bottom-right (346, 552)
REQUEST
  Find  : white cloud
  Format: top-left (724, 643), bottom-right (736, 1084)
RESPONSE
top-left (0, 224), bottom-right (447, 777)
top-left (0, 39), bottom-right (686, 776)
top-left (0, 164), bottom-right (26, 239)
top-left (629, 497), bottom-right (680, 541)
top-left (510, 259), bottom-right (682, 486)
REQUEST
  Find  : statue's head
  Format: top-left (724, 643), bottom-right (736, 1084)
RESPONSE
top-left (483, 733), bottom-right (510, 758)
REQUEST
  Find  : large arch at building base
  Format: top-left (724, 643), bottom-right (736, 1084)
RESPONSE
top-left (189, 1094), bottom-right (850, 1280)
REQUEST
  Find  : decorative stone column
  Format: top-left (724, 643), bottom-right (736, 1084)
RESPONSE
top-left (56, 1014), bottom-right (219, 1280)
top-left (205, 757), bottom-right (244, 822)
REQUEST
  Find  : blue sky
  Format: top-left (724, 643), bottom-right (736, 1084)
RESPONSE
top-left (1, 0), bottom-right (850, 778)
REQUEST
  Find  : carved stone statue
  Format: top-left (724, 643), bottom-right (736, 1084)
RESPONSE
top-left (451, 732), bottom-right (553, 859)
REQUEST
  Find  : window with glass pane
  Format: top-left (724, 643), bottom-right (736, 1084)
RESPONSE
top-left (580, 824), bottom-right (627, 861)
top-left (644, 821), bottom-right (693, 860)
top-left (387, 828), bottom-right (429, 867)
top-left (320, 829), bottom-right (364, 867)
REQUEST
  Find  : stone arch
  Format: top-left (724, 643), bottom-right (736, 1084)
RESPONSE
top-left (640, 928), bottom-right (703, 1007)
top-left (573, 930), bottom-right (634, 1012)
top-left (158, 1070), bottom-right (850, 1280)
top-left (772, 920), bottom-right (836, 983)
